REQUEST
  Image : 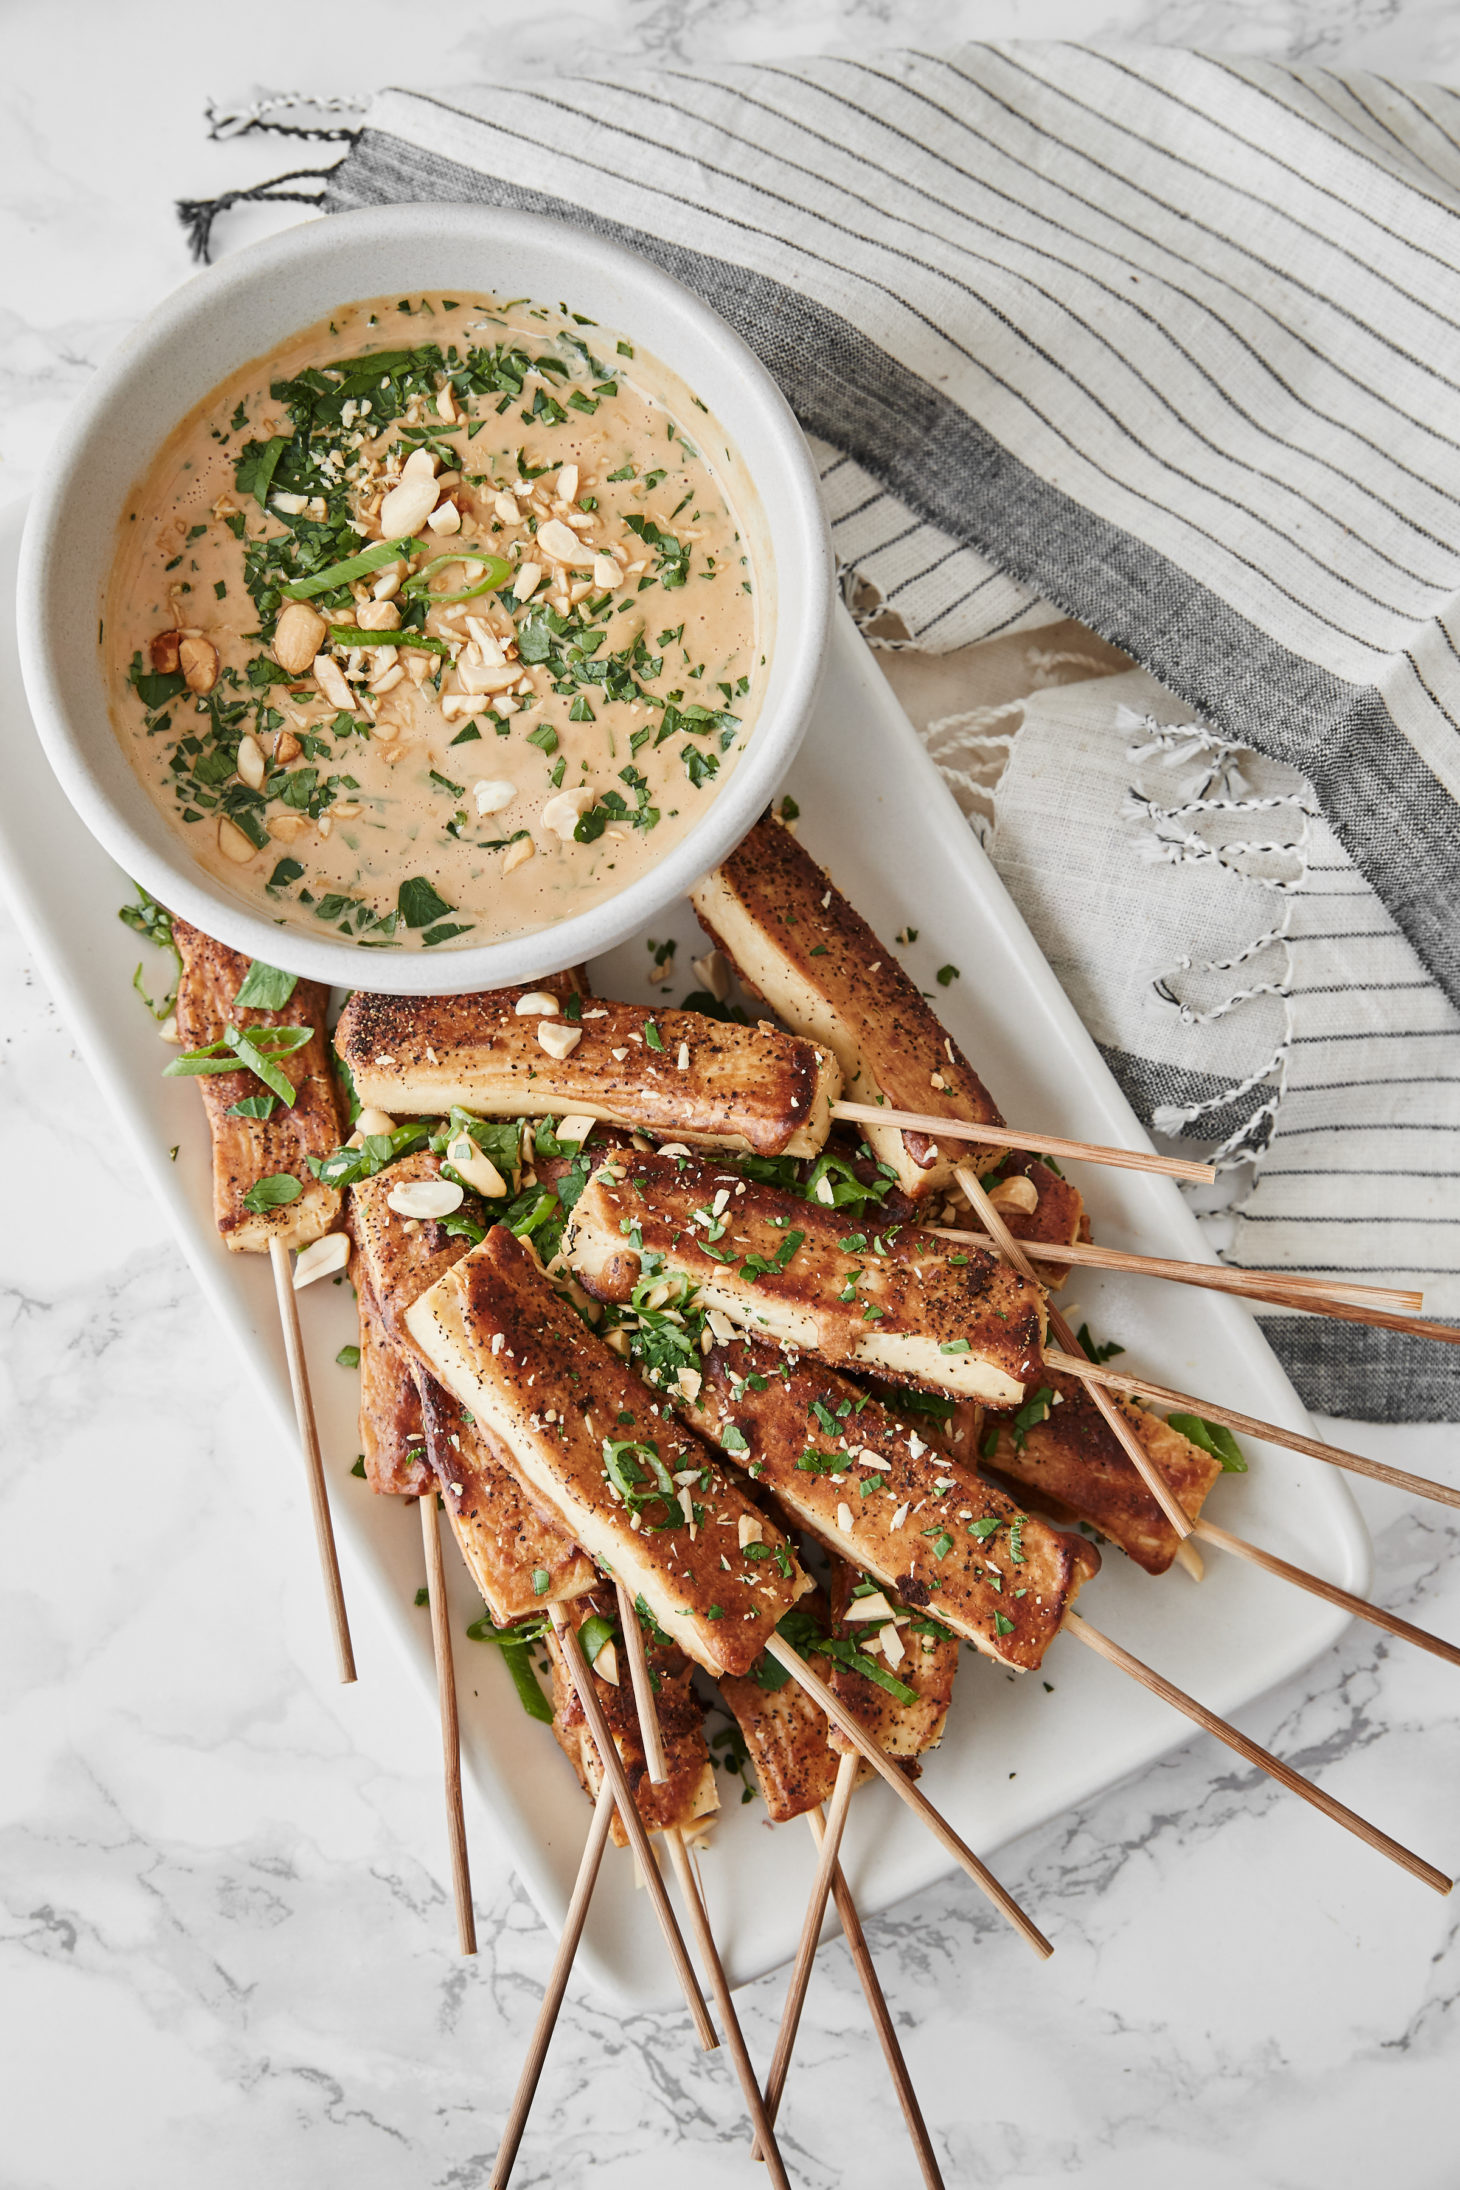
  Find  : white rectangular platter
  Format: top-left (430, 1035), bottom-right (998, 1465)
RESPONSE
top-left (0, 497), bottom-right (1368, 2007)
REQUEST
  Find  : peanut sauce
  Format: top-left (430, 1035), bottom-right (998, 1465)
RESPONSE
top-left (105, 290), bottom-right (765, 953)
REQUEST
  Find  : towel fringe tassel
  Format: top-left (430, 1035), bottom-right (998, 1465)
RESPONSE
top-left (175, 161), bottom-right (342, 263)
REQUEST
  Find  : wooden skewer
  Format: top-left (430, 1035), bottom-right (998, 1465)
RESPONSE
top-left (763, 1636), bottom-right (1052, 1959)
top-left (756, 1751), bottom-right (858, 2154)
top-left (806, 1801), bottom-right (946, 2190)
top-left (936, 1224), bottom-right (1424, 1317)
top-left (417, 1492), bottom-right (476, 1956)
top-left (833, 1099), bottom-right (1215, 1183)
top-left (963, 1168), bottom-right (1460, 1620)
top-left (1232, 1294), bottom-right (1460, 1349)
top-left (1188, 1515), bottom-right (1460, 1668)
top-left (548, 1606), bottom-right (718, 2051)
top-left (1041, 1347), bottom-right (1460, 1513)
top-left (612, 1586), bottom-right (790, 2190)
top-left (977, 1210), bottom-right (1460, 1674)
top-left (267, 1236), bottom-right (356, 1683)
top-left (666, 1833), bottom-right (789, 2190)
top-left (955, 1166), bottom-right (1196, 1543)
top-left (488, 1776), bottom-right (616, 2190)
top-left (1064, 1612), bottom-right (1452, 1895)
top-left (1034, 1320), bottom-right (1460, 1665)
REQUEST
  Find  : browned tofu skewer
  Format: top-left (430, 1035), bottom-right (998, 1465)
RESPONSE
top-left (566, 1149), bottom-right (1045, 1408)
top-left (336, 985), bottom-right (841, 1157)
top-left (334, 980), bottom-right (1206, 1182)
top-left (691, 817), bottom-right (1458, 1311)
top-left (356, 1276), bottom-right (432, 1498)
top-left (716, 1589), bottom-right (843, 1826)
top-left (822, 1555), bottom-right (960, 1780)
top-left (350, 1155), bottom-right (596, 1621)
top-left (405, 1222), bottom-right (1048, 1944)
top-left (587, 1144), bottom-right (1451, 1893)
top-left (544, 1590), bottom-right (719, 1847)
top-left (170, 916), bottom-right (354, 1680)
top-left (973, 1367), bottom-right (1223, 1579)
top-left (690, 816), bottom-right (1211, 1190)
top-left (172, 917), bottom-right (344, 1251)
top-left (675, 1331), bottom-right (1096, 1669)
top-left (404, 1226), bottom-right (810, 1678)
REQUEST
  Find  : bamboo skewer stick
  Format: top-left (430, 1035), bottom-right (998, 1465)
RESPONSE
top-left (954, 1167), bottom-right (1197, 1543)
top-left (267, 1235), bottom-right (356, 1684)
top-left (488, 1776), bottom-right (616, 2190)
top-left (548, 1606), bottom-right (718, 2052)
top-left (1041, 1348), bottom-right (1460, 1513)
top-left (963, 1164), bottom-right (1460, 1672)
top-left (1248, 1297), bottom-right (1460, 1348)
top-left (833, 1100), bottom-right (1215, 1183)
top-left (611, 1586), bottom-right (791, 2190)
top-left (757, 1751), bottom-right (858, 2154)
top-left (1064, 1612), bottom-right (1452, 1894)
top-left (418, 1492), bottom-right (476, 1956)
top-left (807, 1802), bottom-right (946, 2190)
top-left (763, 1636), bottom-right (1052, 1959)
top-left (1034, 1321), bottom-right (1460, 1663)
top-left (936, 1224), bottom-right (1424, 1318)
top-left (1188, 1516), bottom-right (1460, 1668)
top-left (665, 1832), bottom-right (790, 2190)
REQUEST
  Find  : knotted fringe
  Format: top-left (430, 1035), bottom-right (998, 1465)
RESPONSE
top-left (921, 703), bottom-right (1026, 841)
top-left (1123, 708), bottom-right (1306, 1171)
top-left (1116, 703), bottom-right (1249, 800)
top-left (176, 91), bottom-right (365, 261)
top-left (840, 560), bottom-right (924, 650)
top-left (204, 92), bottom-right (367, 143)
top-left (176, 161), bottom-right (342, 264)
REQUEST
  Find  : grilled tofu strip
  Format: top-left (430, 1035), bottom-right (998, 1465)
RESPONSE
top-left (545, 1590), bottom-right (719, 1845)
top-left (405, 1225), bottom-right (810, 1678)
top-left (979, 1365), bottom-right (1224, 1576)
top-left (348, 1154), bottom-right (483, 1347)
top-left (566, 1150), bottom-right (1045, 1407)
top-left (978, 1153), bottom-right (1087, 1288)
top-left (716, 1592), bottom-right (843, 1824)
top-left (357, 1277), bottom-right (433, 1497)
top-left (415, 1372), bottom-right (596, 1621)
top-left (823, 1558), bottom-right (960, 1777)
top-left (335, 987), bottom-right (841, 1159)
top-left (681, 1333), bottom-right (1094, 1670)
top-left (172, 916), bottom-right (343, 1252)
top-left (350, 1156), bottom-right (595, 1616)
top-left (691, 815), bottom-right (1003, 1199)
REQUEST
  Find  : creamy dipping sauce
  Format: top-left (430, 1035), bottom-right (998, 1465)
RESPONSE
top-left (105, 291), bottom-right (766, 952)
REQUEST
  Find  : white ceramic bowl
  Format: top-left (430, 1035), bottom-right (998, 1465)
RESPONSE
top-left (18, 205), bottom-right (831, 993)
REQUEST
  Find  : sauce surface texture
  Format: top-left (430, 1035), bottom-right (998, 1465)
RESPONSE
top-left (106, 291), bottom-right (764, 952)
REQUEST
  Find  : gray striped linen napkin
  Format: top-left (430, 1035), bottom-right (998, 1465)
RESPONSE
top-left (200, 42), bottom-right (1460, 1417)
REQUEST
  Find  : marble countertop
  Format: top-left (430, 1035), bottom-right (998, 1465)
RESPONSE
top-left (3, 5), bottom-right (1458, 2186)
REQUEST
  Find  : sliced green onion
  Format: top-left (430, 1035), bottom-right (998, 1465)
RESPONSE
top-left (501, 1644), bottom-right (554, 1723)
top-left (164, 1023), bottom-right (313, 1105)
top-left (324, 626), bottom-right (452, 656)
top-left (278, 537), bottom-right (417, 601)
top-left (400, 551), bottom-right (513, 603)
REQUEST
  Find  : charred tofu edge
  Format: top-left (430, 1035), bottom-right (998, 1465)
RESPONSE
top-left (690, 818), bottom-right (1002, 1194)
top-left (403, 1229), bottom-right (810, 1679)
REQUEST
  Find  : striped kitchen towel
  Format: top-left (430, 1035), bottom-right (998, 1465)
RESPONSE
top-left (192, 43), bottom-right (1460, 1414)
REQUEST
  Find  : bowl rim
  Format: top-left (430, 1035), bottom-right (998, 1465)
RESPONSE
top-left (18, 202), bottom-right (832, 992)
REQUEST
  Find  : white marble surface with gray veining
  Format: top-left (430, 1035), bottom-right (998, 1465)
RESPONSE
top-left (2, 5), bottom-right (1459, 2185)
